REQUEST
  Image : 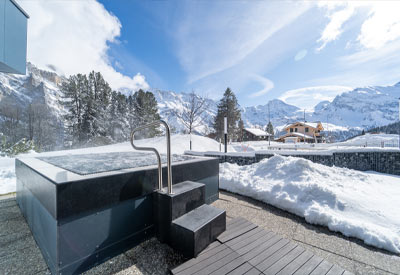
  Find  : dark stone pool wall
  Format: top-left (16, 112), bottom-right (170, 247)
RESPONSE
top-left (187, 151), bottom-right (400, 176)
top-left (16, 155), bottom-right (219, 274)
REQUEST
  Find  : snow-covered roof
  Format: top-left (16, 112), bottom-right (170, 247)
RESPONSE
top-left (283, 121), bottom-right (322, 130)
top-left (244, 128), bottom-right (271, 136)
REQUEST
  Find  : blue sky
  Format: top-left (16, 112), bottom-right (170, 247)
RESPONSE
top-left (20, 0), bottom-right (400, 109)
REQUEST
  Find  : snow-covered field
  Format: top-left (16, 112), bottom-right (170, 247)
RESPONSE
top-left (229, 133), bottom-right (400, 153)
top-left (220, 155), bottom-right (400, 254)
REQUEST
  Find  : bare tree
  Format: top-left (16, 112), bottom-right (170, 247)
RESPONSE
top-left (174, 91), bottom-right (209, 134)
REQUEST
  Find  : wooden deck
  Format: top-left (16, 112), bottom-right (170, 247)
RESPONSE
top-left (170, 217), bottom-right (353, 275)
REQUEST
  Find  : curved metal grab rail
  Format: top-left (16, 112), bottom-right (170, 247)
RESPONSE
top-left (130, 120), bottom-right (172, 194)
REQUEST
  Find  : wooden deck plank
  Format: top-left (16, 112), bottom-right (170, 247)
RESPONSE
top-left (171, 218), bottom-right (352, 275)
top-left (199, 241), bottom-right (220, 255)
top-left (255, 242), bottom-right (297, 272)
top-left (235, 231), bottom-right (275, 256)
top-left (326, 265), bottom-right (345, 275)
top-left (309, 260), bottom-right (334, 275)
top-left (276, 250), bottom-right (314, 275)
top-left (292, 255), bottom-right (324, 275)
top-left (218, 221), bottom-right (252, 242)
top-left (225, 227), bottom-right (264, 248)
top-left (171, 243), bottom-right (228, 274)
top-left (194, 251), bottom-right (241, 275)
top-left (218, 222), bottom-right (258, 243)
top-left (227, 217), bottom-right (247, 227)
top-left (263, 246), bottom-right (305, 275)
top-left (244, 267), bottom-right (262, 275)
top-left (172, 246), bottom-right (232, 275)
top-left (209, 255), bottom-right (247, 275)
top-left (227, 262), bottom-right (253, 275)
top-left (248, 238), bottom-right (289, 265)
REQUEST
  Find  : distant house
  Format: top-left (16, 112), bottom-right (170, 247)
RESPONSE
top-left (242, 128), bottom-right (272, 141)
top-left (276, 121), bottom-right (324, 143)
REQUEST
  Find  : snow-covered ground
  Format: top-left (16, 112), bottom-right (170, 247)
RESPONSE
top-left (220, 155), bottom-right (400, 254)
top-left (339, 133), bottom-right (399, 147)
top-left (228, 133), bottom-right (400, 153)
top-left (0, 134), bottom-right (231, 195)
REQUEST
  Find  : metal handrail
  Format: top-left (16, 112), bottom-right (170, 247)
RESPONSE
top-left (130, 120), bottom-right (173, 194)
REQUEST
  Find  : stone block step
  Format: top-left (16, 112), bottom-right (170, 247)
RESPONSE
top-left (154, 181), bottom-right (205, 242)
top-left (171, 204), bottom-right (226, 258)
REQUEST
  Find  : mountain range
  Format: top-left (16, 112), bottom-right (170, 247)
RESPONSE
top-left (1, 63), bottom-right (399, 142)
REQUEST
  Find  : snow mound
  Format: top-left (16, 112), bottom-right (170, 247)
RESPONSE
top-left (220, 155), bottom-right (400, 254)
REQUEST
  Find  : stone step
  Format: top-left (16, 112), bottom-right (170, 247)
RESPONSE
top-left (154, 181), bottom-right (205, 242)
top-left (170, 204), bottom-right (226, 258)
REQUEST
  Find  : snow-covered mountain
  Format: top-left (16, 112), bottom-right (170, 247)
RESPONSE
top-left (310, 84), bottom-right (400, 129)
top-left (0, 63), bottom-right (399, 142)
top-left (241, 84), bottom-right (400, 135)
top-left (151, 89), bottom-right (217, 134)
top-left (0, 63), bottom-right (66, 122)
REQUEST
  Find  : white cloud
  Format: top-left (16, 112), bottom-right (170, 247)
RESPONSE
top-left (279, 86), bottom-right (352, 110)
top-left (19, 0), bottom-right (149, 91)
top-left (248, 75), bottom-right (274, 98)
top-left (317, 2), bottom-right (355, 51)
top-left (173, 1), bottom-right (312, 83)
top-left (294, 49), bottom-right (307, 61)
top-left (357, 2), bottom-right (400, 49)
top-left (317, 1), bottom-right (400, 51)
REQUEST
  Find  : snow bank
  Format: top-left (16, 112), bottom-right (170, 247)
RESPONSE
top-left (0, 134), bottom-right (224, 195)
top-left (220, 155), bottom-right (400, 254)
top-left (340, 133), bottom-right (399, 147)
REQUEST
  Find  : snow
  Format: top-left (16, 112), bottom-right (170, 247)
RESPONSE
top-left (220, 155), bottom-right (400, 254)
top-left (340, 133), bottom-right (399, 147)
top-left (0, 134), bottom-right (226, 194)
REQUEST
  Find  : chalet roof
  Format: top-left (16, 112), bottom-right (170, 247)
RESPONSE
top-left (283, 121), bottom-right (322, 130)
top-left (244, 128), bottom-right (271, 137)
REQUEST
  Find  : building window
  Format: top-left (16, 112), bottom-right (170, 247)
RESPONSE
top-left (290, 128), bottom-right (293, 132)
top-left (305, 127), bottom-right (309, 132)
top-left (295, 128), bottom-right (298, 132)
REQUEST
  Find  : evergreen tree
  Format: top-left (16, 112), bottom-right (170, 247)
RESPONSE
top-left (88, 71), bottom-right (111, 137)
top-left (132, 90), bottom-right (161, 138)
top-left (266, 122), bottom-right (274, 136)
top-left (61, 74), bottom-right (86, 144)
top-left (213, 88), bottom-right (242, 141)
top-left (361, 129), bottom-right (365, 135)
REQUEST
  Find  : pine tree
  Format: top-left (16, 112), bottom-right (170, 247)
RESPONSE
top-left (61, 74), bottom-right (86, 145)
top-left (88, 71), bottom-right (111, 137)
top-left (266, 122), bottom-right (274, 136)
top-left (132, 90), bottom-right (161, 138)
top-left (213, 88), bottom-right (242, 141)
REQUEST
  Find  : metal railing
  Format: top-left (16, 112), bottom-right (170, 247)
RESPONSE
top-left (130, 120), bottom-right (173, 194)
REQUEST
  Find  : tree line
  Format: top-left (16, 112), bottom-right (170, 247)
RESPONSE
top-left (61, 71), bottom-right (161, 147)
top-left (0, 69), bottom-right (274, 155)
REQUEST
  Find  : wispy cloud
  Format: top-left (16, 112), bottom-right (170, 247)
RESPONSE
top-left (20, 0), bottom-right (149, 91)
top-left (173, 1), bottom-right (312, 84)
top-left (248, 75), bottom-right (274, 98)
top-left (279, 86), bottom-right (352, 110)
top-left (317, 2), bottom-right (355, 51)
top-left (317, 1), bottom-right (400, 51)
